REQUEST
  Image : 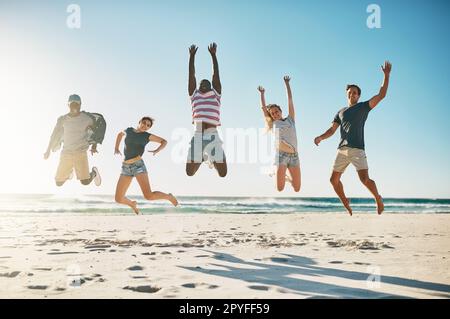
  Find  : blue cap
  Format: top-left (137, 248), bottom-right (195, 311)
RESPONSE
top-left (68, 94), bottom-right (81, 104)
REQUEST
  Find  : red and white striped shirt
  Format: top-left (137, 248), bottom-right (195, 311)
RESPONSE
top-left (190, 89), bottom-right (221, 126)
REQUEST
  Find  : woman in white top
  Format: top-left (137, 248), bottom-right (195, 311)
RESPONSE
top-left (258, 76), bottom-right (301, 192)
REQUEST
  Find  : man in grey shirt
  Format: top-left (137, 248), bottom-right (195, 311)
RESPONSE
top-left (44, 94), bottom-right (103, 187)
top-left (314, 61), bottom-right (392, 216)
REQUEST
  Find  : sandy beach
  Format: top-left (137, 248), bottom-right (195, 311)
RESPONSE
top-left (0, 213), bottom-right (449, 299)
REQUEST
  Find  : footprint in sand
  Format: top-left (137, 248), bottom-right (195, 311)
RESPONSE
top-left (182, 283), bottom-right (219, 289)
top-left (47, 251), bottom-right (80, 255)
top-left (27, 285), bottom-right (48, 290)
top-left (277, 288), bottom-right (290, 294)
top-left (123, 285), bottom-right (161, 293)
top-left (329, 261), bottom-right (344, 264)
top-left (161, 251), bottom-right (171, 255)
top-left (127, 266), bottom-right (144, 271)
top-left (85, 245), bottom-right (112, 250)
top-left (270, 257), bottom-right (289, 263)
top-left (0, 271), bottom-right (21, 278)
top-left (32, 267), bottom-right (52, 271)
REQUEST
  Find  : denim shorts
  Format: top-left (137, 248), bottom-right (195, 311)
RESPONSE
top-left (275, 151), bottom-right (300, 167)
top-left (121, 159), bottom-right (147, 177)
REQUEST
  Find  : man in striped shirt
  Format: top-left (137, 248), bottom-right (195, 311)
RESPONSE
top-left (186, 43), bottom-right (227, 177)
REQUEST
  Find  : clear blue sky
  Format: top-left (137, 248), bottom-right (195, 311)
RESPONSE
top-left (0, 0), bottom-right (449, 198)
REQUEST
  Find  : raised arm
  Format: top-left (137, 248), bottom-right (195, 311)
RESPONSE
top-left (369, 61), bottom-right (392, 109)
top-left (148, 134), bottom-right (167, 156)
top-left (114, 131), bottom-right (125, 155)
top-left (314, 122), bottom-right (340, 146)
top-left (258, 86), bottom-right (270, 119)
top-left (208, 43), bottom-right (222, 94)
top-left (284, 76), bottom-right (295, 119)
top-left (188, 45), bottom-right (198, 96)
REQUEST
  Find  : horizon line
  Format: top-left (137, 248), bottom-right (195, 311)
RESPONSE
top-left (0, 193), bottom-right (449, 200)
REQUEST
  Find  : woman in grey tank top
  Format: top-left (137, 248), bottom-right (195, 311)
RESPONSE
top-left (258, 76), bottom-right (301, 192)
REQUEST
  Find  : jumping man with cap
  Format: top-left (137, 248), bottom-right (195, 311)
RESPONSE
top-left (44, 94), bottom-right (106, 187)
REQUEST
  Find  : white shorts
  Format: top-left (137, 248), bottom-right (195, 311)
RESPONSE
top-left (332, 147), bottom-right (368, 173)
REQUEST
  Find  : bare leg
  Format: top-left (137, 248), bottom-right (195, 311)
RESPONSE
top-left (330, 171), bottom-right (352, 216)
top-left (287, 165), bottom-right (301, 192)
top-left (56, 180), bottom-right (66, 187)
top-left (276, 165), bottom-right (288, 192)
top-left (357, 169), bottom-right (384, 215)
top-left (135, 173), bottom-right (178, 206)
top-left (115, 175), bottom-right (139, 214)
top-left (213, 161), bottom-right (227, 177)
top-left (80, 168), bottom-right (97, 185)
top-left (186, 162), bottom-right (202, 177)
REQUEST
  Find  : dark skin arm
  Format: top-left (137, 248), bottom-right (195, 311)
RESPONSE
top-left (188, 45), bottom-right (198, 96)
top-left (208, 43), bottom-right (222, 94)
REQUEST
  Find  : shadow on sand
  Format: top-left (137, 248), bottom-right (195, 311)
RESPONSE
top-left (180, 251), bottom-right (450, 298)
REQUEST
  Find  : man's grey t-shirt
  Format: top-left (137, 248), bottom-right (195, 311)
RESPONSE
top-left (333, 101), bottom-right (371, 150)
top-left (62, 113), bottom-right (94, 152)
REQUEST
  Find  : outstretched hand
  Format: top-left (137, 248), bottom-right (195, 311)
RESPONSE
top-left (43, 151), bottom-right (50, 160)
top-left (284, 75), bottom-right (291, 83)
top-left (314, 136), bottom-right (322, 146)
top-left (148, 149), bottom-right (159, 156)
top-left (114, 149), bottom-right (122, 156)
top-left (208, 42), bottom-right (217, 55)
top-left (90, 146), bottom-right (98, 156)
top-left (189, 45), bottom-right (198, 56)
top-left (257, 86), bottom-right (265, 94)
top-left (382, 61), bottom-right (392, 75)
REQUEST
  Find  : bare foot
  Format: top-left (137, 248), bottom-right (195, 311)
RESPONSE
top-left (342, 198), bottom-right (353, 216)
top-left (131, 201), bottom-right (140, 215)
top-left (168, 193), bottom-right (179, 207)
top-left (376, 195), bottom-right (384, 215)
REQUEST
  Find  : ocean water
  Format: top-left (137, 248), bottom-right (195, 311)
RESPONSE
top-left (0, 194), bottom-right (449, 215)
